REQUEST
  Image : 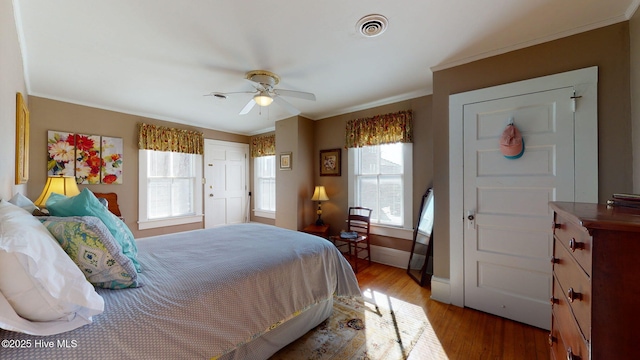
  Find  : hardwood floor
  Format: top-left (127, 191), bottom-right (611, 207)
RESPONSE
top-left (354, 262), bottom-right (550, 360)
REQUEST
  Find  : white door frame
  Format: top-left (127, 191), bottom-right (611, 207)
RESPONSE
top-left (444, 67), bottom-right (598, 307)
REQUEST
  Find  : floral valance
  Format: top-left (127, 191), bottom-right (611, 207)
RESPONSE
top-left (251, 134), bottom-right (276, 157)
top-left (137, 123), bottom-right (204, 155)
top-left (345, 110), bottom-right (413, 148)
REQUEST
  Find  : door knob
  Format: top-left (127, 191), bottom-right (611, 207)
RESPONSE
top-left (466, 210), bottom-right (476, 229)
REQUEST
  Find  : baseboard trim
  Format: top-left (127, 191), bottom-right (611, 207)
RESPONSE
top-left (430, 276), bottom-right (451, 304)
top-left (370, 245), bottom-right (410, 269)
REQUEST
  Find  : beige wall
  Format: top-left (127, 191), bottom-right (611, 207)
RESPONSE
top-left (432, 22), bottom-right (632, 279)
top-left (26, 96), bottom-right (249, 239)
top-left (0, 0), bottom-right (28, 200)
top-left (274, 116), bottom-right (315, 230)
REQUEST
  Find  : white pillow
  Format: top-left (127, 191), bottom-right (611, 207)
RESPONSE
top-left (8, 192), bottom-right (38, 213)
top-left (0, 200), bottom-right (104, 335)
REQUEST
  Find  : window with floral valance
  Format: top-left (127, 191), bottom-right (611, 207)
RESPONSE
top-left (251, 134), bottom-right (276, 218)
top-left (345, 110), bottom-right (413, 148)
top-left (137, 123), bottom-right (204, 155)
top-left (346, 109), bottom-right (414, 236)
top-left (251, 134), bottom-right (276, 157)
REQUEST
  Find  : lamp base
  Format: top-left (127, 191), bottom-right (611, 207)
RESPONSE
top-left (315, 216), bottom-right (325, 226)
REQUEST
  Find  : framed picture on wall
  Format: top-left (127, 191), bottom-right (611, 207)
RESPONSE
top-left (15, 93), bottom-right (30, 184)
top-left (319, 148), bottom-right (341, 176)
top-left (279, 152), bottom-right (292, 170)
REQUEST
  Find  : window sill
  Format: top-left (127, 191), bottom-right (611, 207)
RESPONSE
top-left (370, 223), bottom-right (413, 240)
top-left (138, 214), bottom-right (203, 230)
top-left (253, 209), bottom-right (275, 219)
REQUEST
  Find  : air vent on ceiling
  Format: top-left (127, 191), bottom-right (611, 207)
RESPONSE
top-left (356, 14), bottom-right (388, 37)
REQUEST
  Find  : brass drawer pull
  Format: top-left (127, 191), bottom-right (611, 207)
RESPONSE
top-left (548, 333), bottom-right (555, 346)
top-left (552, 221), bottom-right (562, 230)
top-left (568, 238), bottom-right (584, 252)
top-left (550, 297), bottom-right (559, 305)
top-left (550, 256), bottom-right (559, 264)
top-left (567, 287), bottom-right (582, 303)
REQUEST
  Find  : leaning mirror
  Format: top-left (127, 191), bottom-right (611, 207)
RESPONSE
top-left (407, 187), bottom-right (434, 286)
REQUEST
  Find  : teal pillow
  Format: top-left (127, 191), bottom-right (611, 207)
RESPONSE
top-left (40, 216), bottom-right (139, 289)
top-left (46, 192), bottom-right (66, 206)
top-left (46, 189), bottom-right (140, 272)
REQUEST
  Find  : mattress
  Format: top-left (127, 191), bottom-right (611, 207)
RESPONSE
top-left (0, 223), bottom-right (360, 359)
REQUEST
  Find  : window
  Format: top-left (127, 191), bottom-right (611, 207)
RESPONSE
top-left (349, 143), bottom-right (413, 239)
top-left (253, 155), bottom-right (276, 218)
top-left (138, 150), bottom-right (203, 229)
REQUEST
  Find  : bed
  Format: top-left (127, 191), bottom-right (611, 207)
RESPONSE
top-left (0, 199), bottom-right (360, 360)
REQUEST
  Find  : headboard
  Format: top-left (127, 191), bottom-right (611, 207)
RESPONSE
top-left (92, 192), bottom-right (122, 217)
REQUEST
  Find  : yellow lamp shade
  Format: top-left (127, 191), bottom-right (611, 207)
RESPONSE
top-left (34, 176), bottom-right (80, 208)
top-left (311, 186), bottom-right (329, 202)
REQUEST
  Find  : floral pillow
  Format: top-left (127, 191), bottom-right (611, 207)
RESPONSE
top-left (39, 216), bottom-right (139, 289)
top-left (46, 189), bottom-right (140, 273)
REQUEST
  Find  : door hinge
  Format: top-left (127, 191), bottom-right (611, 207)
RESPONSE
top-left (570, 93), bottom-right (582, 113)
top-left (202, 178), bottom-right (206, 184)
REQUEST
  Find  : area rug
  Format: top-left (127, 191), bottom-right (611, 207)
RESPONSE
top-left (270, 296), bottom-right (427, 360)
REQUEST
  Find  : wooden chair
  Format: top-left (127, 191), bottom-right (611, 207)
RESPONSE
top-left (330, 206), bottom-right (372, 273)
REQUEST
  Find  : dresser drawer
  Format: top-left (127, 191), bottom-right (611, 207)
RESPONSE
top-left (553, 242), bottom-right (591, 341)
top-left (554, 212), bottom-right (592, 276)
top-left (551, 277), bottom-right (589, 360)
top-left (549, 317), bottom-right (565, 360)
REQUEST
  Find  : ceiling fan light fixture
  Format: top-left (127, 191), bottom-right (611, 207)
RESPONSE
top-left (254, 92), bottom-right (273, 106)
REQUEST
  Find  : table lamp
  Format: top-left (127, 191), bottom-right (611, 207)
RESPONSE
top-left (34, 175), bottom-right (80, 208)
top-left (311, 185), bottom-right (329, 226)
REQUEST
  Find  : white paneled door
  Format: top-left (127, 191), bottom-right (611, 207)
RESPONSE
top-left (204, 139), bottom-right (249, 228)
top-left (447, 67), bottom-right (598, 330)
top-left (463, 88), bottom-right (577, 330)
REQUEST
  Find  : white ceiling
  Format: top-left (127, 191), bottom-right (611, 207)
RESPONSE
top-left (14, 0), bottom-right (638, 135)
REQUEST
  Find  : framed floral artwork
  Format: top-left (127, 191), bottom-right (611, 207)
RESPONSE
top-left (319, 148), bottom-right (341, 176)
top-left (47, 130), bottom-right (76, 176)
top-left (47, 131), bottom-right (124, 184)
top-left (101, 136), bottom-right (123, 184)
top-left (15, 93), bottom-right (29, 184)
top-left (75, 134), bottom-right (101, 184)
top-left (279, 152), bottom-right (292, 170)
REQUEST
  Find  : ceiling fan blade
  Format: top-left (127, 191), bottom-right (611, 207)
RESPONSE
top-left (239, 99), bottom-right (257, 115)
top-left (204, 91), bottom-right (255, 97)
top-left (273, 89), bottom-right (316, 101)
top-left (273, 96), bottom-right (301, 115)
top-left (244, 78), bottom-right (267, 92)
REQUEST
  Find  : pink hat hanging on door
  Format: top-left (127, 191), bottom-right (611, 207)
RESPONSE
top-left (500, 118), bottom-right (525, 159)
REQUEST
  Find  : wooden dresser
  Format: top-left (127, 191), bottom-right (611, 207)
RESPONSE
top-left (549, 202), bottom-right (640, 359)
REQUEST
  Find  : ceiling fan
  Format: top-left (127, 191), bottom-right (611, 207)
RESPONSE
top-left (206, 70), bottom-right (316, 115)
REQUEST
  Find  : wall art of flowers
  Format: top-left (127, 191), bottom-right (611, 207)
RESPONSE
top-left (47, 131), bottom-right (75, 176)
top-left (46, 131), bottom-right (124, 185)
top-left (75, 134), bottom-right (101, 184)
top-left (101, 136), bottom-right (123, 184)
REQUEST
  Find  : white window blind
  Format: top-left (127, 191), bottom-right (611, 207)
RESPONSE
top-left (138, 150), bottom-right (202, 229)
top-left (349, 143), bottom-right (413, 239)
top-left (253, 155), bottom-right (276, 218)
